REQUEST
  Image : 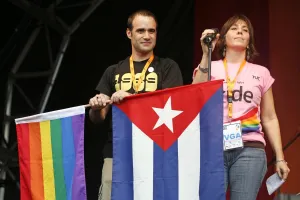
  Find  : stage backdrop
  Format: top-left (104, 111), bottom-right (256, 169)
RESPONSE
top-left (2, 0), bottom-right (299, 199)
top-left (269, 0), bottom-right (300, 194)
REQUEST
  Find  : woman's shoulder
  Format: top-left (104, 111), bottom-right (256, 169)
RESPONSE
top-left (246, 62), bottom-right (271, 75)
top-left (247, 62), bottom-right (268, 70)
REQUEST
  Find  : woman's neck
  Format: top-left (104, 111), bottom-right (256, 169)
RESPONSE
top-left (225, 48), bottom-right (246, 63)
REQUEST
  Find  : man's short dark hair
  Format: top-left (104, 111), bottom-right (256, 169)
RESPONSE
top-left (127, 10), bottom-right (158, 30)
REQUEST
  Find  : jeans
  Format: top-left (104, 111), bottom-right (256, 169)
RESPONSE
top-left (224, 147), bottom-right (267, 200)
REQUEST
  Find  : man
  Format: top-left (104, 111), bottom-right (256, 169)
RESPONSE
top-left (89, 9), bottom-right (183, 200)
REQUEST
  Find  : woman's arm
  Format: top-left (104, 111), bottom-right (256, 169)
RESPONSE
top-left (261, 87), bottom-right (290, 179)
top-left (192, 30), bottom-right (220, 84)
top-left (192, 54), bottom-right (209, 83)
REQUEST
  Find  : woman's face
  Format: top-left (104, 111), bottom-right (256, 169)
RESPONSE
top-left (225, 19), bottom-right (250, 51)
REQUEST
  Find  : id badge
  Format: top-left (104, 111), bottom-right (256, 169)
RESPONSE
top-left (223, 120), bottom-right (243, 151)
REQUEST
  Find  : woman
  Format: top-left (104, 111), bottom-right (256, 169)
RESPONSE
top-left (192, 14), bottom-right (290, 200)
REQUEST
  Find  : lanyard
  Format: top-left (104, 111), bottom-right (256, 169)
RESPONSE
top-left (130, 54), bottom-right (154, 94)
top-left (223, 58), bottom-right (247, 119)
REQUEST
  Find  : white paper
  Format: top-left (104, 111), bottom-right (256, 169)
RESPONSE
top-left (266, 173), bottom-right (285, 195)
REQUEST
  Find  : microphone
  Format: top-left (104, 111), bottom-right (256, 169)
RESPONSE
top-left (203, 28), bottom-right (219, 45)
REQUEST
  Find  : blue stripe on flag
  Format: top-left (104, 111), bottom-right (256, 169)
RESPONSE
top-left (153, 141), bottom-right (178, 200)
top-left (61, 117), bottom-right (75, 200)
top-left (199, 87), bottom-right (225, 200)
top-left (112, 106), bottom-right (133, 200)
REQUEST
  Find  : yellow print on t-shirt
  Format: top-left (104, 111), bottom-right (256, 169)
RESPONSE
top-left (115, 72), bottom-right (158, 92)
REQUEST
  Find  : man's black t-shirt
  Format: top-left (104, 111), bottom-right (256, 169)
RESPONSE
top-left (95, 55), bottom-right (183, 158)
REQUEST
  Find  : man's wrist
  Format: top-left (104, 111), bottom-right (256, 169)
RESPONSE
top-left (91, 107), bottom-right (103, 112)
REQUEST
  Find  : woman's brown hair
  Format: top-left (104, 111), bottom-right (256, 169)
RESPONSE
top-left (215, 14), bottom-right (259, 61)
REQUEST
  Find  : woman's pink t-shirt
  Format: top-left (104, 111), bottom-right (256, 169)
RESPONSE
top-left (193, 60), bottom-right (274, 146)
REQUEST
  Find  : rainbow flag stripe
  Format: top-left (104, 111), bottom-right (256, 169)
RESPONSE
top-left (15, 106), bottom-right (87, 200)
top-left (233, 107), bottom-right (261, 134)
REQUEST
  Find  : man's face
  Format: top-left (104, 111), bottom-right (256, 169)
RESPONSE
top-left (127, 15), bottom-right (157, 54)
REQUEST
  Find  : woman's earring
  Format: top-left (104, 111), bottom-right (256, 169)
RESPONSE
top-left (246, 46), bottom-right (250, 61)
top-left (223, 47), bottom-right (226, 57)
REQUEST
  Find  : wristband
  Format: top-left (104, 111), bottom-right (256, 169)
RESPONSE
top-left (198, 65), bottom-right (208, 73)
top-left (275, 160), bottom-right (287, 164)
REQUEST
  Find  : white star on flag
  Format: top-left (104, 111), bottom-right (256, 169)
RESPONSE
top-left (152, 97), bottom-right (183, 133)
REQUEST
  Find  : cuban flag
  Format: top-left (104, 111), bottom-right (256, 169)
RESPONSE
top-left (111, 80), bottom-right (225, 200)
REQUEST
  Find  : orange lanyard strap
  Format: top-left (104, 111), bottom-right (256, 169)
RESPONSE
top-left (223, 59), bottom-right (247, 119)
top-left (130, 54), bottom-right (154, 94)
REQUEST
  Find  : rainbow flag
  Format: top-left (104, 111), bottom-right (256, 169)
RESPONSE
top-left (15, 106), bottom-right (87, 200)
top-left (232, 107), bottom-right (261, 134)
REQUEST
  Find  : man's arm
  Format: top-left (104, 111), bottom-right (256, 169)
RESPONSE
top-left (161, 59), bottom-right (183, 88)
top-left (89, 107), bottom-right (110, 123)
top-left (89, 66), bottom-right (115, 123)
top-left (89, 93), bottom-right (111, 123)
